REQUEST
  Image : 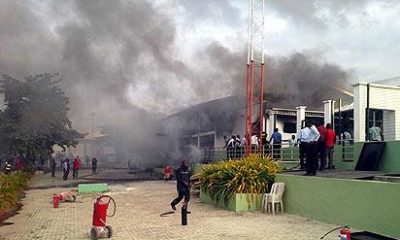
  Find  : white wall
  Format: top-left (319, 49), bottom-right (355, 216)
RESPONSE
top-left (353, 83), bottom-right (400, 142)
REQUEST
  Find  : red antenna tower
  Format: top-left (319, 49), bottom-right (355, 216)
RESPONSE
top-left (245, 0), bottom-right (265, 155)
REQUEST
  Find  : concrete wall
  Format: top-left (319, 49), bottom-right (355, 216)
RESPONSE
top-left (334, 141), bottom-right (400, 172)
top-left (200, 190), bottom-right (263, 212)
top-left (353, 83), bottom-right (400, 142)
top-left (276, 174), bottom-right (400, 238)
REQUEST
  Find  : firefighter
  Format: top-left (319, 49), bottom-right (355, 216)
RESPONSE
top-left (170, 160), bottom-right (191, 211)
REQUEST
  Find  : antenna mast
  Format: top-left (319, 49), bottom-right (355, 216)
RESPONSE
top-left (245, 0), bottom-right (265, 155)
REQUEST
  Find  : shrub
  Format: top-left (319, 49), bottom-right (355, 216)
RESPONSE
top-left (0, 170), bottom-right (32, 210)
top-left (198, 154), bottom-right (281, 205)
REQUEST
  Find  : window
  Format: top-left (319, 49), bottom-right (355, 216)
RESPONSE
top-left (283, 122), bottom-right (296, 133)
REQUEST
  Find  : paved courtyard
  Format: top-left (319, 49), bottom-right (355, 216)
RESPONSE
top-left (0, 179), bottom-right (340, 240)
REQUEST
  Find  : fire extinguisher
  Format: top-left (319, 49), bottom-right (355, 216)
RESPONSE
top-left (339, 226), bottom-right (351, 240)
top-left (320, 225), bottom-right (351, 240)
top-left (90, 195), bottom-right (116, 240)
top-left (53, 194), bottom-right (60, 208)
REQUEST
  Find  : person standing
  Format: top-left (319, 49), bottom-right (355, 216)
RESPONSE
top-left (317, 123), bottom-right (328, 171)
top-left (235, 135), bottom-right (242, 159)
top-left (91, 156), bottom-right (98, 174)
top-left (297, 125), bottom-right (310, 170)
top-left (269, 128), bottom-right (282, 159)
top-left (251, 134), bottom-right (259, 152)
top-left (171, 160), bottom-right (191, 211)
top-left (73, 156), bottom-right (81, 179)
top-left (63, 158), bottom-right (70, 180)
top-left (304, 121), bottom-right (320, 176)
top-left (85, 155), bottom-right (90, 167)
top-left (241, 134), bottom-right (248, 157)
top-left (50, 156), bottom-right (56, 177)
top-left (287, 135), bottom-right (296, 147)
top-left (368, 124), bottom-right (383, 141)
top-left (325, 123), bottom-right (336, 170)
top-left (284, 135), bottom-right (297, 160)
top-left (226, 135), bottom-right (236, 159)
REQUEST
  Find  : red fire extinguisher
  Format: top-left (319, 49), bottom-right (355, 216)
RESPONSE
top-left (53, 194), bottom-right (60, 208)
top-left (90, 195), bottom-right (116, 239)
top-left (339, 226), bottom-right (351, 240)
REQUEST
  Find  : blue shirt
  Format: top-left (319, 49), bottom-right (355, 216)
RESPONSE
top-left (270, 132), bottom-right (282, 143)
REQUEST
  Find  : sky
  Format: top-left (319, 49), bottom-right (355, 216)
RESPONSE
top-left (1, 0), bottom-right (400, 131)
top-left (169, 0), bottom-right (400, 81)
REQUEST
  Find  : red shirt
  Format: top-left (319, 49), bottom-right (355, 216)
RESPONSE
top-left (73, 159), bottom-right (81, 170)
top-left (318, 125), bottom-right (328, 141)
top-left (326, 129), bottom-right (336, 147)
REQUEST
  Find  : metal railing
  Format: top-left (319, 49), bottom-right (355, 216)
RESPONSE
top-left (199, 140), bottom-right (354, 163)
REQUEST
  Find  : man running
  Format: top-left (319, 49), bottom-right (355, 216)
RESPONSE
top-left (171, 160), bottom-right (191, 211)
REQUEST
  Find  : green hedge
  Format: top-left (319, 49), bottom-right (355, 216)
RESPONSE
top-left (0, 170), bottom-right (32, 210)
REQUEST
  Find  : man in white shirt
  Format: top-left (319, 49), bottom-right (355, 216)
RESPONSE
top-left (297, 125), bottom-right (310, 170)
top-left (304, 121), bottom-right (320, 176)
top-left (251, 134), bottom-right (259, 152)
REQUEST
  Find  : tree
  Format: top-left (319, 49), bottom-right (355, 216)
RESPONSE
top-left (0, 73), bottom-right (82, 162)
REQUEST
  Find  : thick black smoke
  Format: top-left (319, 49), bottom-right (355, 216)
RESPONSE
top-left (0, 0), bottom-right (352, 167)
top-left (265, 53), bottom-right (352, 109)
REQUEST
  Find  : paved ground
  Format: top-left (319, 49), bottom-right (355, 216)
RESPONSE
top-left (0, 178), bottom-right (341, 240)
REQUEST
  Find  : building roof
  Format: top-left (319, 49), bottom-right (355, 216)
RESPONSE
top-left (372, 76), bottom-right (400, 86)
top-left (267, 108), bottom-right (323, 117)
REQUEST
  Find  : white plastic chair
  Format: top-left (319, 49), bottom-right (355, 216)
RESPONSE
top-left (262, 182), bottom-right (285, 214)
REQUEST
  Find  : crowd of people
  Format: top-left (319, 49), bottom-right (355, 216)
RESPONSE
top-left (56, 154), bottom-right (98, 180)
top-left (298, 121), bottom-right (336, 176)
top-left (223, 128), bottom-right (284, 160)
top-left (221, 120), bottom-right (345, 176)
top-left (1, 151), bottom-right (99, 179)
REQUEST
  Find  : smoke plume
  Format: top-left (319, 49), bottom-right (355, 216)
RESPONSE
top-left (0, 0), bottom-right (353, 166)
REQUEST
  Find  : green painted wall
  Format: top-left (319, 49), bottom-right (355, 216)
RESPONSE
top-left (200, 190), bottom-right (263, 212)
top-left (276, 174), bottom-right (400, 238)
top-left (379, 141), bottom-right (400, 172)
top-left (333, 141), bottom-right (400, 172)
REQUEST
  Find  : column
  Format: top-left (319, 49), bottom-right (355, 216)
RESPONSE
top-left (296, 106), bottom-right (307, 134)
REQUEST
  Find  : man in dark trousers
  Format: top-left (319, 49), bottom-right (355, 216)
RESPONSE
top-left (171, 160), bottom-right (191, 211)
top-left (63, 157), bottom-right (70, 180)
top-left (304, 121), bottom-right (320, 176)
top-left (92, 156), bottom-right (98, 173)
top-left (269, 128), bottom-right (282, 159)
top-left (50, 156), bottom-right (56, 177)
top-left (298, 123), bottom-right (310, 170)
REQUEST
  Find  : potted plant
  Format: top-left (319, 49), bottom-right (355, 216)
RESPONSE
top-left (198, 154), bottom-right (281, 212)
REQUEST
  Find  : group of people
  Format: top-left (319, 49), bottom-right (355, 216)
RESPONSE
top-left (60, 156), bottom-right (82, 180)
top-left (223, 134), bottom-right (247, 159)
top-left (223, 129), bottom-right (284, 160)
top-left (298, 121), bottom-right (336, 176)
top-left (51, 155), bottom-right (98, 180)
